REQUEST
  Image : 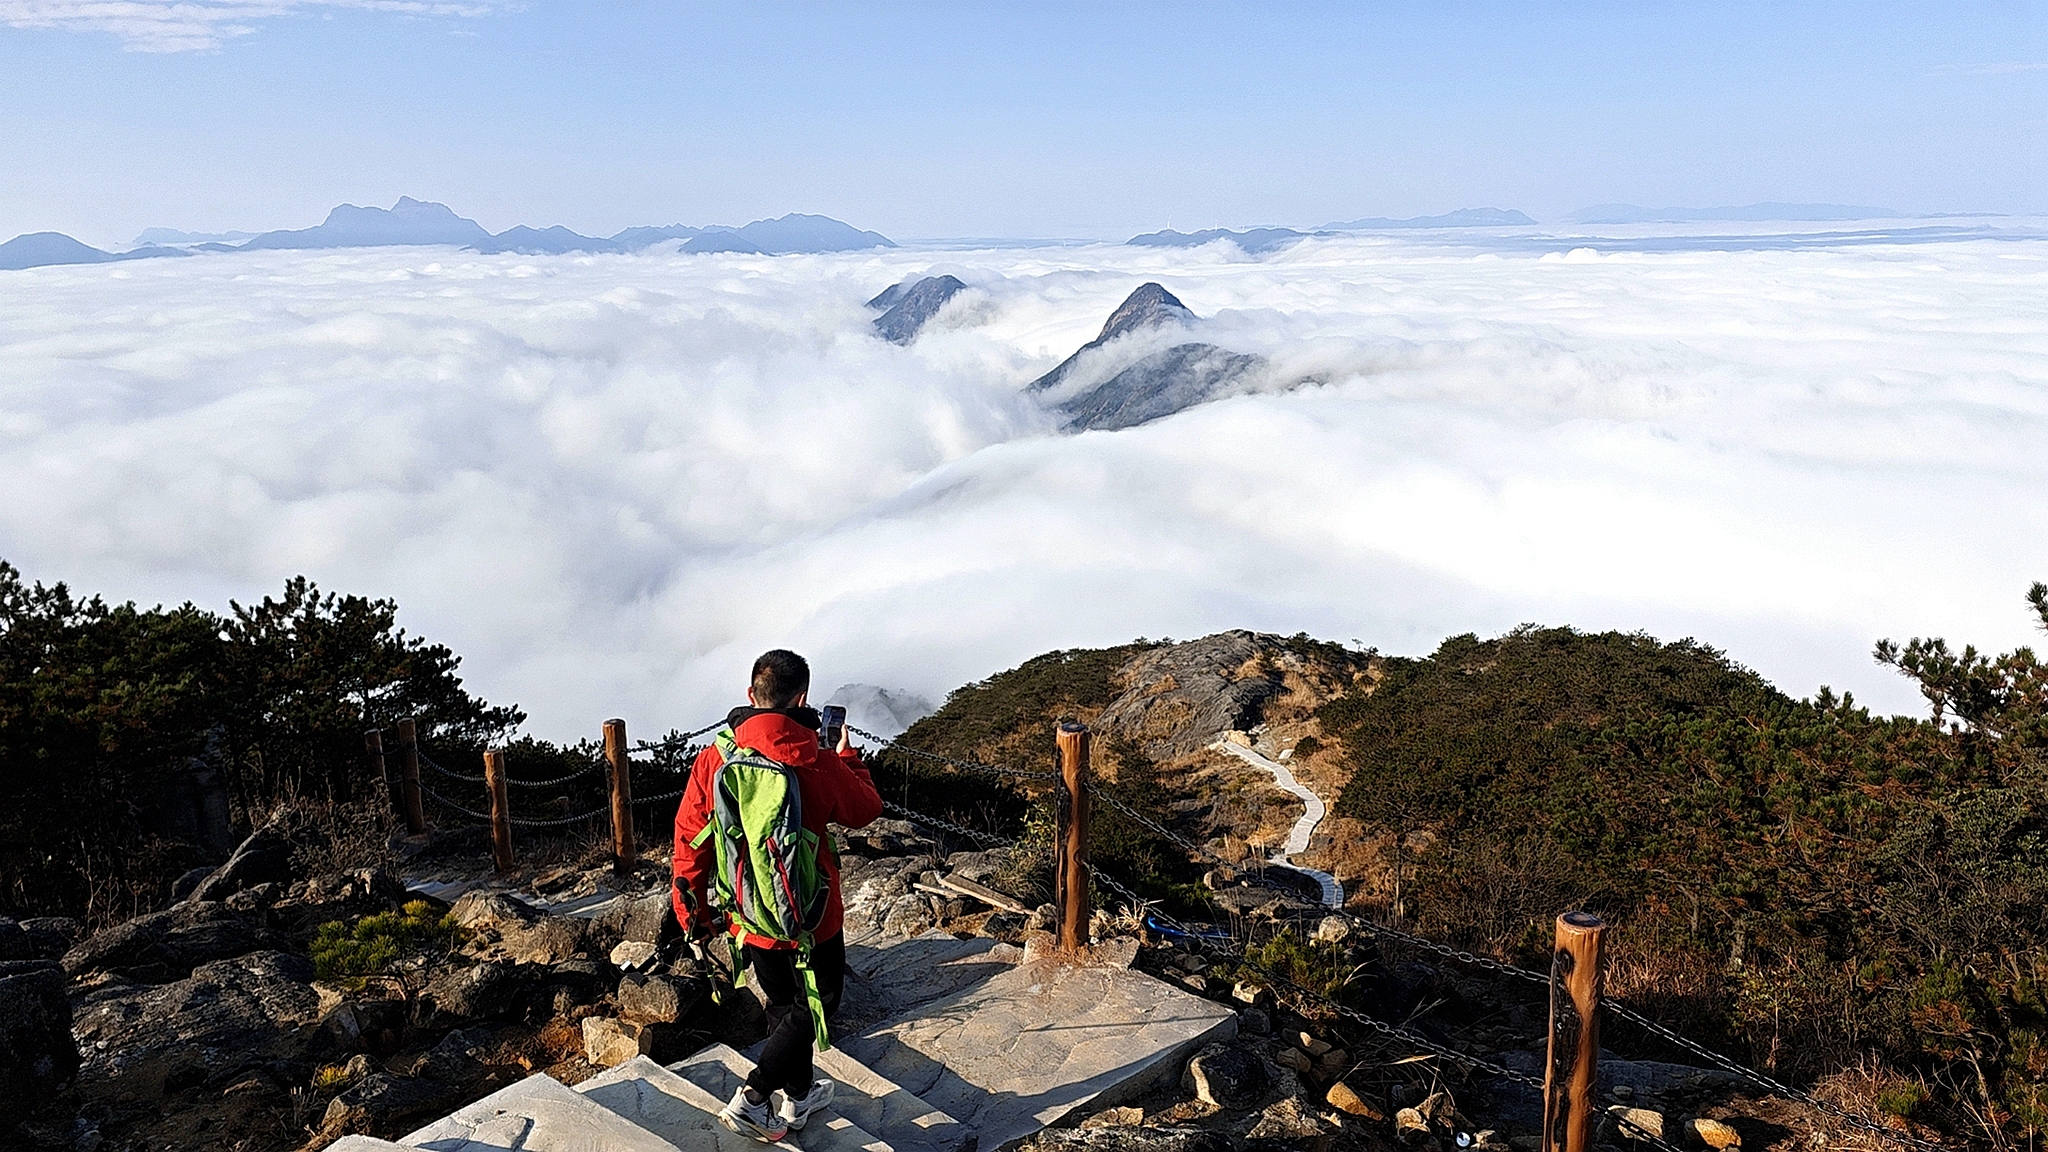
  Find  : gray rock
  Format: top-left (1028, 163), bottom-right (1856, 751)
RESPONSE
top-left (60, 901), bottom-right (285, 982)
top-left (873, 275), bottom-right (967, 344)
top-left (450, 890), bottom-right (588, 965)
top-left (589, 890), bottom-right (670, 947)
top-left (423, 961), bottom-right (524, 1022)
top-left (1182, 1042), bottom-right (1264, 1108)
top-left (18, 918), bottom-right (81, 962)
top-left (71, 951), bottom-right (320, 1095)
top-left (319, 1070), bottom-right (463, 1137)
top-left (0, 918), bottom-right (31, 962)
top-left (407, 1025), bottom-right (496, 1086)
top-left (0, 960), bottom-right (77, 1129)
top-left (1033, 1129), bottom-right (1233, 1152)
top-left (185, 812), bottom-right (305, 904)
top-left (169, 865), bottom-right (214, 903)
top-left (616, 972), bottom-right (701, 1024)
top-left (1093, 632), bottom-right (1285, 759)
top-left (1243, 1095), bottom-right (1335, 1151)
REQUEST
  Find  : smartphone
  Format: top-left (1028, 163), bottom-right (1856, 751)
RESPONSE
top-left (820, 705), bottom-right (847, 749)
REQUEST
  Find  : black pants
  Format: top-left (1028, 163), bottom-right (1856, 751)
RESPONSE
top-left (743, 932), bottom-right (845, 1098)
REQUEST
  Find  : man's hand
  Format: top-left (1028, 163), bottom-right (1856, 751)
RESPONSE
top-left (836, 723), bottom-right (855, 754)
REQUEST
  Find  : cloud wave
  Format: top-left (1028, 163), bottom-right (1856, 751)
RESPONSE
top-left (0, 233), bottom-right (2043, 739)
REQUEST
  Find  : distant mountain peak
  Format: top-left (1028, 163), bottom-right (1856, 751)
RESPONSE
top-left (1096, 283), bottom-right (1193, 344)
top-left (1321, 207), bottom-right (1535, 230)
top-left (871, 275), bottom-right (968, 344)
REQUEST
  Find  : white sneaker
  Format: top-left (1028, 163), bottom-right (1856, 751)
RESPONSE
top-left (778, 1078), bottom-right (835, 1131)
top-left (719, 1085), bottom-right (790, 1142)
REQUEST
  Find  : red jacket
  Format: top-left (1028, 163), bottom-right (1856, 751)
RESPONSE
top-left (672, 709), bottom-right (883, 949)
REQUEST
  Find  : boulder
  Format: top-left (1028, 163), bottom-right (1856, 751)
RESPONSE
top-left (277, 868), bottom-right (408, 917)
top-left (546, 957), bottom-right (611, 997)
top-left (1394, 1106), bottom-right (1432, 1146)
top-left (0, 960), bottom-right (78, 1129)
top-left (0, 919), bottom-right (32, 962)
top-left (1608, 1105), bottom-right (1666, 1142)
top-left (1242, 1096), bottom-right (1334, 1152)
top-left (406, 1025), bottom-right (496, 1087)
top-left (71, 951), bottom-right (322, 1096)
top-left (185, 812), bottom-right (306, 904)
top-left (61, 901), bottom-right (285, 982)
top-left (582, 1016), bottom-right (651, 1066)
top-left (1182, 1043), bottom-right (1265, 1109)
top-left (881, 894), bottom-right (934, 938)
top-left (1691, 1117), bottom-right (1741, 1149)
top-left (590, 890), bottom-right (671, 948)
top-left (320, 1071), bottom-right (463, 1137)
top-left (617, 972), bottom-right (700, 1025)
top-left (1312, 916), bottom-right (1352, 944)
top-left (449, 891), bottom-right (587, 965)
top-left (1032, 1129), bottom-right (1233, 1152)
top-left (423, 961), bottom-right (524, 1023)
top-left (18, 917), bottom-right (81, 962)
top-left (1239, 1007), bottom-right (1270, 1035)
top-left (1325, 1081), bottom-right (1382, 1119)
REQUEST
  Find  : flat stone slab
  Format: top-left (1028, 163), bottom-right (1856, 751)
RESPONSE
top-left (832, 931), bottom-right (1015, 1038)
top-left (840, 958), bottom-right (1238, 1152)
top-left (678, 1043), bottom-right (970, 1152)
top-left (326, 1139), bottom-right (413, 1151)
top-left (403, 1070), bottom-right (681, 1152)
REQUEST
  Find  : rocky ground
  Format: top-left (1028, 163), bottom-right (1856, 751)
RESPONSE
top-left (1, 631), bottom-right (1930, 1151)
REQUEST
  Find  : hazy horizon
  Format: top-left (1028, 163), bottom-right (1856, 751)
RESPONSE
top-left (3, 3), bottom-right (2042, 248)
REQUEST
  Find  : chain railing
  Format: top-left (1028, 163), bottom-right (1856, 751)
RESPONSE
top-left (379, 713), bottom-right (1942, 1152)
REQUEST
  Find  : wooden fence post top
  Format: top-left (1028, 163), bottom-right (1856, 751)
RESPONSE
top-left (1558, 910), bottom-right (1605, 934)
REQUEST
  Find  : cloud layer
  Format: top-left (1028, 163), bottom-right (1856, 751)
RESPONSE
top-left (0, 0), bottom-right (494, 52)
top-left (1, 233), bottom-right (2043, 739)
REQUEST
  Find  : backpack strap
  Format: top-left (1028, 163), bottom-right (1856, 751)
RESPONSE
top-left (796, 937), bottom-right (832, 1051)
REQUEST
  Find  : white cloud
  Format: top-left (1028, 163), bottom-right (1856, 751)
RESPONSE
top-left (0, 234), bottom-right (2044, 742)
top-left (0, 0), bottom-right (497, 52)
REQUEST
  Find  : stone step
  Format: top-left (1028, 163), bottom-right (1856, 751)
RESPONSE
top-left (325, 1139), bottom-right (414, 1151)
top-left (832, 930), bottom-right (1019, 1038)
top-left (674, 1043), bottom-right (971, 1152)
top-left (399, 1070), bottom-right (681, 1151)
top-left (578, 1054), bottom-right (887, 1152)
top-left (839, 956), bottom-right (1239, 1152)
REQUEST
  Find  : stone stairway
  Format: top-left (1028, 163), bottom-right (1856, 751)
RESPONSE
top-left (327, 934), bottom-right (1236, 1152)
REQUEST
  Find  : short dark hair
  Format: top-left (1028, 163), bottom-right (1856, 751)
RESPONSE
top-left (750, 649), bottom-right (811, 708)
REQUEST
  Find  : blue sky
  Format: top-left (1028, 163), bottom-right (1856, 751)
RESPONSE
top-left (3, 1), bottom-right (2043, 245)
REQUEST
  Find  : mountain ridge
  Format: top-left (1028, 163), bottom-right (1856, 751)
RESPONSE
top-left (2, 200), bottom-right (896, 271)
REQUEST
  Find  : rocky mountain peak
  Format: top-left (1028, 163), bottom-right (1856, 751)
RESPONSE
top-left (1095, 282), bottom-right (1194, 344)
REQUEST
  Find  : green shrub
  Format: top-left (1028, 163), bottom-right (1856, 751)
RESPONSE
top-left (311, 899), bottom-right (461, 981)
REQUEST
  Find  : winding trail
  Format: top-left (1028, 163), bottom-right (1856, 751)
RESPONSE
top-left (1208, 738), bottom-right (1343, 907)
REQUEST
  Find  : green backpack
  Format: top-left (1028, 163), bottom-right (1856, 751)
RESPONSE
top-left (688, 727), bottom-right (834, 1048)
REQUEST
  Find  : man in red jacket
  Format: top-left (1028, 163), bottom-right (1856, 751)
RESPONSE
top-left (673, 649), bottom-right (883, 1142)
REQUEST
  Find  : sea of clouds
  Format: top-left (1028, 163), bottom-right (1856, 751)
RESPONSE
top-left (2, 229), bottom-right (2044, 740)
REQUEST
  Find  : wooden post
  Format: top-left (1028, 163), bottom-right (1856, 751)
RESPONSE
top-left (483, 749), bottom-right (515, 874)
top-left (1054, 722), bottom-right (1092, 952)
top-left (365, 729), bottom-right (392, 819)
top-left (1542, 910), bottom-right (1606, 1152)
top-left (604, 718), bottom-right (635, 876)
top-left (394, 717), bottom-right (426, 837)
